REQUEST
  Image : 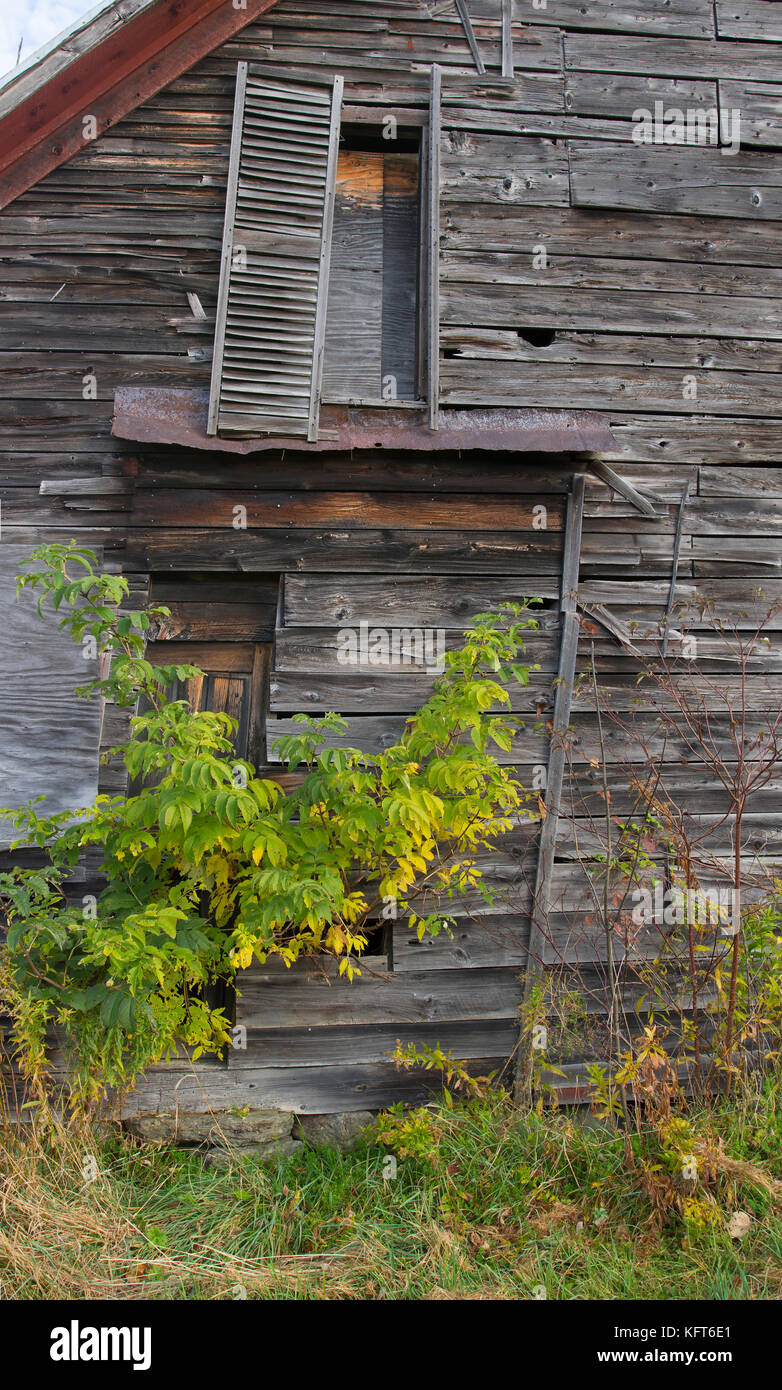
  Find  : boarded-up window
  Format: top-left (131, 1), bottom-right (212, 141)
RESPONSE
top-left (209, 63), bottom-right (441, 437)
top-left (322, 136), bottom-right (421, 404)
top-left (0, 545), bottom-right (101, 847)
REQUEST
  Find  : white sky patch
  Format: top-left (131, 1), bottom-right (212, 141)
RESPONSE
top-left (0, 1), bottom-right (94, 85)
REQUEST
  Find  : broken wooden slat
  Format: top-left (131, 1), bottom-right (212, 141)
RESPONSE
top-left (587, 459), bottom-right (663, 519)
top-left (453, 0), bottom-right (486, 75)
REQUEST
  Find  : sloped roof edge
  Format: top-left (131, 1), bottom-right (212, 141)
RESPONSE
top-left (0, 0), bottom-right (156, 115)
top-left (0, 0), bottom-right (282, 210)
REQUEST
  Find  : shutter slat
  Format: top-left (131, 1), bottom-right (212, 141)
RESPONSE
top-left (208, 64), bottom-right (343, 440)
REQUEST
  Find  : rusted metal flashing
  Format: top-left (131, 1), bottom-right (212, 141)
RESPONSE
top-left (0, 0), bottom-right (282, 209)
top-left (112, 387), bottom-right (617, 455)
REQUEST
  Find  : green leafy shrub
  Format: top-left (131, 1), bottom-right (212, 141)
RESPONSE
top-left (0, 544), bottom-right (540, 1107)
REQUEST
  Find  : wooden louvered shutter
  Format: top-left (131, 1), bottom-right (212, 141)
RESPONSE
top-left (208, 64), bottom-right (343, 440)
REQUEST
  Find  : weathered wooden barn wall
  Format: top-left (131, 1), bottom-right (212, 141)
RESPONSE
top-left (0, 544), bottom-right (101, 847)
top-left (1, 0), bottom-right (781, 1111)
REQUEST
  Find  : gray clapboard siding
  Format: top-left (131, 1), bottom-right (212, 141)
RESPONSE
top-left (700, 467), bottom-right (782, 497)
top-left (440, 251), bottom-right (782, 297)
top-left (264, 710), bottom-right (782, 766)
top-left (441, 328), bottom-right (782, 377)
top-left (122, 529), bottom-right (567, 575)
top-left (440, 364), bottom-right (782, 415)
top-left (571, 143), bottom-right (782, 222)
top-left (0, 544), bottom-right (100, 846)
top-left (607, 416), bottom-right (782, 463)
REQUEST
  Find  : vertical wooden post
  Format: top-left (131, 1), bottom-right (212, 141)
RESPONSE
top-left (516, 473), bottom-right (586, 1094)
top-left (662, 481), bottom-right (690, 656)
top-left (207, 61), bottom-right (248, 436)
top-left (427, 63), bottom-right (441, 431)
top-left (501, 0), bottom-right (514, 78)
top-left (308, 73), bottom-right (344, 441)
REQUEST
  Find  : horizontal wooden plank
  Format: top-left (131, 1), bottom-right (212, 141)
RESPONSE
top-left (282, 574), bottom-right (560, 625)
top-left (117, 1056), bottom-right (509, 1116)
top-left (441, 133), bottom-right (570, 206)
top-left (570, 143), bottom-right (782, 221)
top-left (559, 763), bottom-right (782, 816)
top-left (269, 669), bottom-right (556, 713)
top-left (145, 641), bottom-right (256, 671)
top-left (720, 80), bottom-right (782, 148)
top-left (272, 620), bottom-right (560, 674)
top-left (578, 578), bottom-right (782, 627)
top-left (235, 963), bottom-right (522, 1029)
top-left (608, 415), bottom-right (782, 463)
top-left (130, 491), bottom-right (566, 531)
top-left (150, 601), bottom-right (275, 642)
top-left (266, 710), bottom-right (782, 765)
top-left (392, 915), bottom-right (529, 972)
top-left (132, 452), bottom-right (576, 495)
top-left (443, 201), bottom-right (782, 264)
top-left (122, 529), bottom-right (565, 574)
top-left (441, 362), bottom-right (782, 415)
top-left (699, 467), bottom-right (782, 497)
top-left (715, 1), bottom-right (782, 41)
top-left (564, 33), bottom-right (782, 80)
top-left (440, 249), bottom-right (782, 297)
top-left (555, 811), bottom-right (782, 860)
top-left (586, 496), bottom-right (782, 534)
top-left (232, 1019), bottom-right (519, 1067)
top-left (441, 283), bottom-right (782, 338)
top-left (524, 0), bottom-right (714, 36)
top-left (442, 327), bottom-right (782, 376)
top-left (565, 71), bottom-right (717, 119)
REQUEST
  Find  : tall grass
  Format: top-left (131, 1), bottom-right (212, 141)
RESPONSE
top-left (1, 1084), bottom-right (780, 1300)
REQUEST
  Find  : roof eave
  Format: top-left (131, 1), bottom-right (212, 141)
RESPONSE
top-left (0, 0), bottom-right (282, 210)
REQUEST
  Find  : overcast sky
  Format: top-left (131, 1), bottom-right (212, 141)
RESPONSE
top-left (0, 1), bottom-right (93, 85)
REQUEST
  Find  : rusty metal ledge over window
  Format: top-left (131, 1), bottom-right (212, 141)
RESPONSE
top-left (112, 387), bottom-right (616, 455)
